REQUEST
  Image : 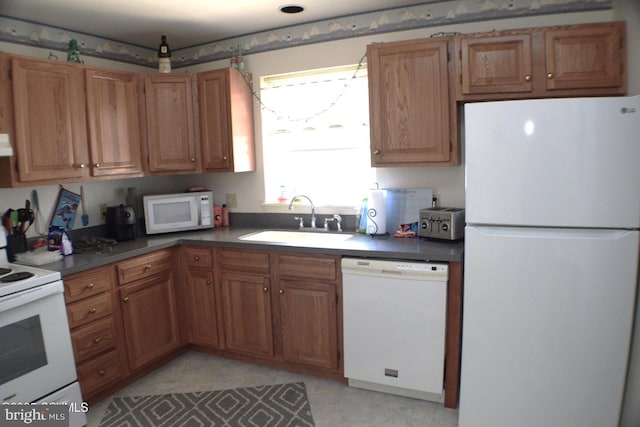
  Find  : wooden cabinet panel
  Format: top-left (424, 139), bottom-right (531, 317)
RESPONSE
top-left (64, 266), bottom-right (112, 303)
top-left (368, 38), bottom-right (455, 166)
top-left (11, 57), bottom-right (88, 182)
top-left (120, 273), bottom-right (180, 370)
top-left (544, 23), bottom-right (624, 91)
top-left (279, 279), bottom-right (338, 370)
top-left (71, 317), bottom-right (116, 363)
top-left (76, 349), bottom-right (123, 397)
top-left (198, 68), bottom-right (255, 173)
top-left (279, 254), bottom-right (337, 281)
top-left (142, 74), bottom-right (198, 174)
top-left (85, 68), bottom-right (143, 177)
top-left (184, 246), bottom-right (214, 269)
top-left (460, 34), bottom-right (533, 95)
top-left (219, 248), bottom-right (270, 273)
top-left (66, 292), bottom-right (112, 329)
top-left (116, 249), bottom-right (172, 284)
top-left (186, 268), bottom-right (222, 348)
top-left (221, 272), bottom-right (274, 358)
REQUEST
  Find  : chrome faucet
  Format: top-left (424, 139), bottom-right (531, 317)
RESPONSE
top-left (288, 195), bottom-right (316, 228)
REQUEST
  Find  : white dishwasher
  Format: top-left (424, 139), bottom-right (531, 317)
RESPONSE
top-left (341, 258), bottom-right (448, 402)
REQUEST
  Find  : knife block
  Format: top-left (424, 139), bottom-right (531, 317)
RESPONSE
top-left (6, 234), bottom-right (27, 262)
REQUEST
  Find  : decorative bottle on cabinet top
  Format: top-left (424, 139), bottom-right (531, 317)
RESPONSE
top-left (158, 35), bottom-right (171, 73)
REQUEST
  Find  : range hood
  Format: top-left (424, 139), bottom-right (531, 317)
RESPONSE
top-left (0, 134), bottom-right (13, 156)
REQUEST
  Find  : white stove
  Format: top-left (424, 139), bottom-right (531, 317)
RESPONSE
top-left (0, 233), bottom-right (61, 296)
top-left (0, 232), bottom-right (86, 426)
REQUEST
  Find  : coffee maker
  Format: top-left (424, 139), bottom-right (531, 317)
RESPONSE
top-left (105, 205), bottom-right (137, 241)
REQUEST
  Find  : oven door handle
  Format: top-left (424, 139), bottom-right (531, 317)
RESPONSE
top-left (0, 282), bottom-right (62, 312)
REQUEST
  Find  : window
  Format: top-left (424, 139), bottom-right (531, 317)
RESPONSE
top-left (260, 64), bottom-right (373, 207)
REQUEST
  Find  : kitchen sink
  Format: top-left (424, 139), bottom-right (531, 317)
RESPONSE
top-left (238, 230), bottom-right (354, 244)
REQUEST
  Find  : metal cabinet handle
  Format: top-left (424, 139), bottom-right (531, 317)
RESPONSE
top-left (373, 150), bottom-right (380, 155)
top-left (87, 283), bottom-right (94, 289)
top-left (194, 256), bottom-right (200, 261)
top-left (94, 163), bottom-right (100, 168)
top-left (75, 163), bottom-right (85, 169)
top-left (123, 297), bottom-right (130, 302)
top-left (144, 264), bottom-right (152, 271)
top-left (94, 338), bottom-right (101, 344)
top-left (223, 156), bottom-right (228, 160)
top-left (546, 72), bottom-right (554, 79)
top-left (279, 289), bottom-right (284, 295)
top-left (206, 280), bottom-right (212, 286)
top-left (98, 370), bottom-right (105, 376)
top-left (263, 287), bottom-right (268, 292)
top-left (89, 307), bottom-right (97, 313)
top-left (191, 158), bottom-right (196, 163)
top-left (524, 75), bottom-right (532, 81)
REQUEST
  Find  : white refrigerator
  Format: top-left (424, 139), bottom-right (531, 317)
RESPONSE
top-left (460, 96), bottom-right (640, 427)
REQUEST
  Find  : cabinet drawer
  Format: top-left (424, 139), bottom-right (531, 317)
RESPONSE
top-left (64, 266), bottom-right (112, 303)
top-left (279, 254), bottom-right (337, 281)
top-left (66, 292), bottom-right (112, 329)
top-left (77, 350), bottom-right (123, 397)
top-left (184, 247), bottom-right (213, 269)
top-left (220, 248), bottom-right (270, 273)
top-left (116, 249), bottom-right (172, 284)
top-left (71, 317), bottom-right (116, 363)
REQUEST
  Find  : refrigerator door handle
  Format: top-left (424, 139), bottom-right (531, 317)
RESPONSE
top-left (466, 225), bottom-right (634, 240)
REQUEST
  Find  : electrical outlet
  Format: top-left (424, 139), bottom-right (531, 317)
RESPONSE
top-left (100, 203), bottom-right (108, 218)
top-left (225, 193), bottom-right (238, 208)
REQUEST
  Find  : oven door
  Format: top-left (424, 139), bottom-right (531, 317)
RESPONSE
top-left (0, 280), bottom-right (77, 403)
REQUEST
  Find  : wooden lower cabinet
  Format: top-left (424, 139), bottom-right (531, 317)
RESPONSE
top-left (279, 279), bottom-right (338, 370)
top-left (221, 271), bottom-right (274, 358)
top-left (64, 265), bottom-right (126, 400)
top-left (119, 272), bottom-right (180, 370)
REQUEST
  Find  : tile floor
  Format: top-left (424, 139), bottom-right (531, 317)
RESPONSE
top-left (86, 351), bottom-right (458, 427)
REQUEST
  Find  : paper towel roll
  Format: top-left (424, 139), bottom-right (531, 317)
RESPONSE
top-left (366, 190), bottom-right (387, 235)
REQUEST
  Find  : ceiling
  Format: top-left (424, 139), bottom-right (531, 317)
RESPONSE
top-left (0, 0), bottom-right (427, 50)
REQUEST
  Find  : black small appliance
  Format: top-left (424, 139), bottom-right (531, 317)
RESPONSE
top-left (105, 205), bottom-right (137, 241)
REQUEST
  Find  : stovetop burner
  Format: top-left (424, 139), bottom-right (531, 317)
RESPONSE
top-left (0, 267), bottom-right (11, 276)
top-left (0, 271), bottom-right (35, 282)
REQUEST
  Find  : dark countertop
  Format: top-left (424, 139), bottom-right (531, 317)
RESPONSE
top-left (39, 227), bottom-right (465, 276)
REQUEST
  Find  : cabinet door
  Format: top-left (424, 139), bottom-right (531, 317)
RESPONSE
top-left (279, 279), bottom-right (338, 370)
top-left (85, 69), bottom-right (143, 177)
top-left (368, 38), bottom-right (453, 166)
top-left (142, 74), bottom-right (198, 173)
top-left (221, 272), bottom-right (273, 358)
top-left (460, 34), bottom-right (533, 95)
top-left (120, 273), bottom-right (180, 370)
top-left (198, 68), bottom-right (255, 173)
top-left (186, 269), bottom-right (222, 348)
top-left (544, 23), bottom-right (624, 91)
top-left (198, 69), bottom-right (231, 171)
top-left (11, 57), bottom-right (88, 182)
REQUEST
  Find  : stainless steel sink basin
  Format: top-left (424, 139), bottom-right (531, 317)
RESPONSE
top-left (238, 230), bottom-right (353, 244)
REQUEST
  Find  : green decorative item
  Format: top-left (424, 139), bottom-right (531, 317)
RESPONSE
top-left (67, 39), bottom-right (83, 64)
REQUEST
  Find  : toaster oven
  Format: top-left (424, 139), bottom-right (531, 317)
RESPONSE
top-left (419, 208), bottom-right (465, 241)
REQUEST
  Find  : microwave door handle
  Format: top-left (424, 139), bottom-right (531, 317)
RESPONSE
top-left (0, 283), bottom-right (61, 312)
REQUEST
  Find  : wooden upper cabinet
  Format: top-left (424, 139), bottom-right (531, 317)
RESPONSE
top-left (142, 73), bottom-right (199, 174)
top-left (11, 56), bottom-right (89, 182)
top-left (197, 68), bottom-right (255, 173)
top-left (367, 38), bottom-right (456, 167)
top-left (456, 21), bottom-right (626, 101)
top-left (459, 34), bottom-right (533, 95)
top-left (544, 23), bottom-right (625, 91)
top-left (85, 68), bottom-right (143, 177)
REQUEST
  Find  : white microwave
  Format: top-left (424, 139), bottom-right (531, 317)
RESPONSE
top-left (143, 191), bottom-right (213, 235)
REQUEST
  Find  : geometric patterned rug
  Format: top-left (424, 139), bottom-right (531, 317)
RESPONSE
top-left (98, 382), bottom-right (315, 427)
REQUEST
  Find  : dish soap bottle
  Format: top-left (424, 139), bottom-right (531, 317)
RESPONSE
top-left (158, 35), bottom-right (171, 73)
